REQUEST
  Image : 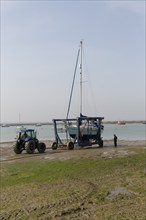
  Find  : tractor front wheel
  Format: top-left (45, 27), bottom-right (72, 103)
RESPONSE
top-left (13, 143), bottom-right (23, 154)
top-left (38, 143), bottom-right (46, 153)
top-left (25, 140), bottom-right (35, 154)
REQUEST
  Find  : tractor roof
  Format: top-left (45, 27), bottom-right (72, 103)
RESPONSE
top-left (17, 127), bottom-right (35, 132)
top-left (25, 129), bottom-right (35, 132)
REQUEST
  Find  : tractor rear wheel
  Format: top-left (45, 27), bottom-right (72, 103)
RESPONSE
top-left (13, 143), bottom-right (23, 154)
top-left (38, 143), bottom-right (46, 153)
top-left (25, 140), bottom-right (35, 154)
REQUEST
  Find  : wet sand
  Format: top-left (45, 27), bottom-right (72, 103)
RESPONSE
top-left (0, 139), bottom-right (145, 163)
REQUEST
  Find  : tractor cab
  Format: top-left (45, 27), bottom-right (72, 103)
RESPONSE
top-left (16, 128), bottom-right (36, 141)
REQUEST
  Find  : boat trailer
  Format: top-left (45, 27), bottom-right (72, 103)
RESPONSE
top-left (51, 116), bottom-right (104, 150)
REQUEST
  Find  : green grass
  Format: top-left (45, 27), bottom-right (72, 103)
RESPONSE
top-left (0, 152), bottom-right (145, 220)
top-left (1, 153), bottom-right (145, 187)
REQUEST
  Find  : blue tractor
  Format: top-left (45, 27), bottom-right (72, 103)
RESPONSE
top-left (14, 127), bottom-right (46, 154)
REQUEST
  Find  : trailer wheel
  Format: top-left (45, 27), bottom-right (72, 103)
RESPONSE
top-left (67, 141), bottom-right (74, 150)
top-left (99, 139), bottom-right (103, 148)
top-left (38, 142), bottom-right (46, 153)
top-left (52, 142), bottom-right (58, 150)
top-left (25, 140), bottom-right (35, 154)
top-left (13, 143), bottom-right (23, 154)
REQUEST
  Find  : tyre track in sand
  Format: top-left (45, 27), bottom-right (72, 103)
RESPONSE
top-left (0, 180), bottom-right (97, 220)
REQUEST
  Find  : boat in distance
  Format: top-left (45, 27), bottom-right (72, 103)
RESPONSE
top-left (117, 121), bottom-right (126, 125)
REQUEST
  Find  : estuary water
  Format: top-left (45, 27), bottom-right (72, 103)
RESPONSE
top-left (0, 123), bottom-right (145, 142)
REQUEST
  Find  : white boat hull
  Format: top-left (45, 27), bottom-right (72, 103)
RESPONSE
top-left (66, 124), bottom-right (101, 140)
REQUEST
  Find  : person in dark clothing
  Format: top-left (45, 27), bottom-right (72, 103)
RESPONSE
top-left (114, 134), bottom-right (118, 147)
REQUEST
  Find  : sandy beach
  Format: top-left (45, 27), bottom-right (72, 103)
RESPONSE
top-left (0, 139), bottom-right (145, 163)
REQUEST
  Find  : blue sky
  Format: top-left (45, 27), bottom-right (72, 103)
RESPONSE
top-left (1, 0), bottom-right (145, 123)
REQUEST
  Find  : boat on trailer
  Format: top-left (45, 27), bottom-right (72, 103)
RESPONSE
top-left (66, 115), bottom-right (104, 141)
top-left (66, 41), bottom-right (104, 144)
top-left (52, 41), bottom-right (104, 149)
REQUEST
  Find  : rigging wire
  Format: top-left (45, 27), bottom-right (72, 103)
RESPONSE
top-left (82, 46), bottom-right (98, 115)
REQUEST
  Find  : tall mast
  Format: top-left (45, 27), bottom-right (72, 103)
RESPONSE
top-left (66, 46), bottom-right (80, 119)
top-left (80, 40), bottom-right (83, 115)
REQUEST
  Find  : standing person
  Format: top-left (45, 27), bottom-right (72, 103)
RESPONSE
top-left (114, 134), bottom-right (118, 147)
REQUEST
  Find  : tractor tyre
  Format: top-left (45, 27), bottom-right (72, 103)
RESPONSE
top-left (25, 140), bottom-right (35, 154)
top-left (52, 142), bottom-right (58, 150)
top-left (38, 142), bottom-right (46, 153)
top-left (13, 143), bottom-right (23, 154)
top-left (67, 141), bottom-right (74, 150)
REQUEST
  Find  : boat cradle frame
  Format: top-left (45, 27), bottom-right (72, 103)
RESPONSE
top-left (52, 116), bottom-right (104, 150)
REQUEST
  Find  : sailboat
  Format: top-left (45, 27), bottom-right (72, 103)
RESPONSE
top-left (66, 41), bottom-right (104, 145)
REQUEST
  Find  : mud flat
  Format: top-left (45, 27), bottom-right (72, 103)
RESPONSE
top-left (0, 139), bottom-right (145, 162)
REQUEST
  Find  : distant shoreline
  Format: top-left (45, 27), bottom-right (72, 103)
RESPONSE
top-left (0, 120), bottom-right (146, 127)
